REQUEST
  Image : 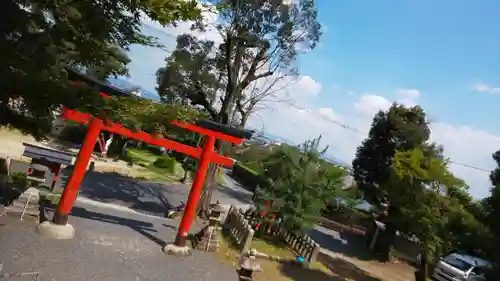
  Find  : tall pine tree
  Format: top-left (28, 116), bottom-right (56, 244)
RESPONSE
top-left (352, 103), bottom-right (430, 261)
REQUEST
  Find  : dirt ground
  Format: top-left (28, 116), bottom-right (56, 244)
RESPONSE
top-left (0, 129), bottom-right (36, 160)
top-left (323, 250), bottom-right (416, 281)
top-left (1, 128), bottom-right (416, 281)
top-left (0, 129), bottom-right (139, 176)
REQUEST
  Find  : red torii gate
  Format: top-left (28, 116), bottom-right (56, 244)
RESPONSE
top-left (37, 78), bottom-right (253, 253)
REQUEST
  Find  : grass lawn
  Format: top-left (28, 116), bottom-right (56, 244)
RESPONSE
top-left (125, 148), bottom-right (185, 183)
top-left (126, 148), bottom-right (158, 166)
top-left (215, 230), bottom-right (334, 281)
top-left (217, 168), bottom-right (226, 185)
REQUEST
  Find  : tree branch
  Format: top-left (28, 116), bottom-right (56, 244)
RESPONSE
top-left (253, 71), bottom-right (274, 80)
top-left (187, 83), bottom-right (217, 120)
top-left (238, 42), bottom-right (271, 91)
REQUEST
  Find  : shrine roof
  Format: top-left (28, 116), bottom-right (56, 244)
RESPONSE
top-left (66, 68), bottom-right (133, 98)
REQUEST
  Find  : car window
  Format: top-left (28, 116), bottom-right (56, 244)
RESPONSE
top-left (442, 256), bottom-right (473, 272)
top-left (472, 266), bottom-right (484, 275)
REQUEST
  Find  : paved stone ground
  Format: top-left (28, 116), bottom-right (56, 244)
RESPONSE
top-left (75, 169), bottom-right (252, 218)
top-left (0, 200), bottom-right (239, 281)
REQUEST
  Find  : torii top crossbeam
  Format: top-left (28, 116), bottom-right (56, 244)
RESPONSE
top-left (40, 69), bottom-right (253, 248)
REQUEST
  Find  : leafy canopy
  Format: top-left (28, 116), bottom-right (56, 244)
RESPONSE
top-left (0, 0), bottom-right (201, 139)
top-left (256, 137), bottom-right (348, 232)
top-left (352, 103), bottom-right (431, 209)
top-left (157, 0), bottom-right (322, 124)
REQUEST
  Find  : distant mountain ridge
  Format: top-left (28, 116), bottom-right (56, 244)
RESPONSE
top-left (106, 77), bottom-right (160, 101)
top-left (103, 81), bottom-right (352, 169)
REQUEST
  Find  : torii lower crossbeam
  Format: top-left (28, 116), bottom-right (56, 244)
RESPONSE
top-left (37, 108), bottom-right (247, 250)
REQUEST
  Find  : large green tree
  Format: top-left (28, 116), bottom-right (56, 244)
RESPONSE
top-left (352, 104), bottom-right (431, 260)
top-left (255, 137), bottom-right (348, 232)
top-left (85, 46), bottom-right (131, 82)
top-left (156, 0), bottom-right (322, 216)
top-left (388, 147), bottom-right (481, 281)
top-left (481, 150), bottom-right (500, 280)
top-left (0, 0), bottom-right (200, 139)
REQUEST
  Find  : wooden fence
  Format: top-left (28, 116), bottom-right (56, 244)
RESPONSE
top-left (238, 208), bottom-right (321, 266)
top-left (281, 230), bottom-right (321, 267)
top-left (223, 205), bottom-right (255, 253)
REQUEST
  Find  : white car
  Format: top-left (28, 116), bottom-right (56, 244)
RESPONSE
top-left (432, 253), bottom-right (490, 281)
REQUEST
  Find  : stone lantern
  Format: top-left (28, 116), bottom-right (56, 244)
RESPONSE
top-left (209, 201), bottom-right (226, 226)
top-left (238, 249), bottom-right (262, 281)
top-left (193, 201), bottom-right (226, 252)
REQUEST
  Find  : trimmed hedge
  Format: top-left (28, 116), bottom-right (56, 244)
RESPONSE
top-left (231, 163), bottom-right (262, 191)
top-left (153, 156), bottom-right (177, 173)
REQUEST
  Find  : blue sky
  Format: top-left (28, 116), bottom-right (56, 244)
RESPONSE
top-left (307, 0), bottom-right (500, 134)
top-left (125, 0), bottom-right (500, 198)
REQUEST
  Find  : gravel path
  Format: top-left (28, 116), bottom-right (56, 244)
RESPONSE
top-left (0, 201), bottom-right (238, 281)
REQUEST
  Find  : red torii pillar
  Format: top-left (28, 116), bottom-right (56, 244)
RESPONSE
top-left (37, 107), bottom-right (252, 253)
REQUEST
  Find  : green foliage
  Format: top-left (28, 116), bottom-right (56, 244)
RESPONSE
top-left (156, 0), bottom-right (323, 214)
top-left (385, 147), bottom-right (488, 278)
top-left (232, 163), bottom-right (262, 191)
top-left (0, 0), bottom-right (201, 139)
top-left (353, 104), bottom-right (488, 275)
top-left (157, 0), bottom-right (322, 124)
top-left (481, 150), bottom-right (500, 279)
top-left (79, 95), bottom-right (205, 135)
top-left (85, 47), bottom-right (131, 81)
top-left (153, 155), bottom-right (177, 173)
top-left (256, 137), bottom-right (347, 233)
top-left (156, 34), bottom-right (221, 107)
top-left (11, 172), bottom-right (29, 191)
top-left (59, 124), bottom-right (87, 144)
top-left (352, 103), bottom-right (431, 207)
top-left (232, 144), bottom-right (272, 171)
top-left (237, 163), bottom-right (260, 176)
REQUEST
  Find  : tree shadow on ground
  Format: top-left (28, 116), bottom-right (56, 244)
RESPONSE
top-left (279, 253), bottom-right (382, 281)
top-left (318, 252), bottom-right (382, 281)
top-left (308, 227), bottom-right (376, 261)
top-left (78, 171), bottom-right (187, 217)
top-left (41, 205), bottom-right (171, 247)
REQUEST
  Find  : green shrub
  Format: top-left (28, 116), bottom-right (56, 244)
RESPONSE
top-left (232, 163), bottom-right (262, 191)
top-left (153, 156), bottom-right (176, 173)
top-left (11, 172), bottom-right (29, 191)
top-left (59, 124), bottom-right (87, 144)
top-left (238, 163), bottom-right (260, 175)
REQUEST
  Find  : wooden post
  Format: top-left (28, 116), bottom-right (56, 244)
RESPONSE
top-left (309, 243), bottom-right (321, 266)
top-left (242, 227), bottom-right (254, 254)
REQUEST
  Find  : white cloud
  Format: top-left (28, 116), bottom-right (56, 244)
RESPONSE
top-left (353, 94), bottom-right (392, 116)
top-left (396, 88), bottom-right (420, 106)
top-left (471, 81), bottom-right (500, 94)
top-left (126, 5), bottom-right (221, 92)
top-left (125, 2), bottom-right (498, 199)
top-left (248, 80), bottom-right (499, 199)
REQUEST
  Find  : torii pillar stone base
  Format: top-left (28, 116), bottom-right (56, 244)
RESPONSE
top-left (163, 243), bottom-right (192, 256)
top-left (37, 221), bottom-right (75, 239)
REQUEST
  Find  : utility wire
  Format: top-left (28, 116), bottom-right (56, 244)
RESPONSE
top-left (141, 23), bottom-right (178, 38)
top-left (265, 99), bottom-right (492, 173)
top-left (141, 20), bottom-right (492, 174)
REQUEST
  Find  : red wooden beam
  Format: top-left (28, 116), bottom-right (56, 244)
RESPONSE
top-left (61, 108), bottom-right (233, 167)
top-left (97, 92), bottom-right (244, 144)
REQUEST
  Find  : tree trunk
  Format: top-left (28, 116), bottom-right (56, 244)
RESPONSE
top-left (196, 140), bottom-right (225, 219)
top-left (377, 206), bottom-right (398, 262)
top-left (197, 163), bottom-right (220, 219)
top-left (239, 112), bottom-right (249, 128)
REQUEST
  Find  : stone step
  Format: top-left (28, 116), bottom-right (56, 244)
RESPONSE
top-left (18, 193), bottom-right (40, 201)
top-left (6, 205), bottom-right (40, 216)
top-left (11, 200), bottom-right (38, 209)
